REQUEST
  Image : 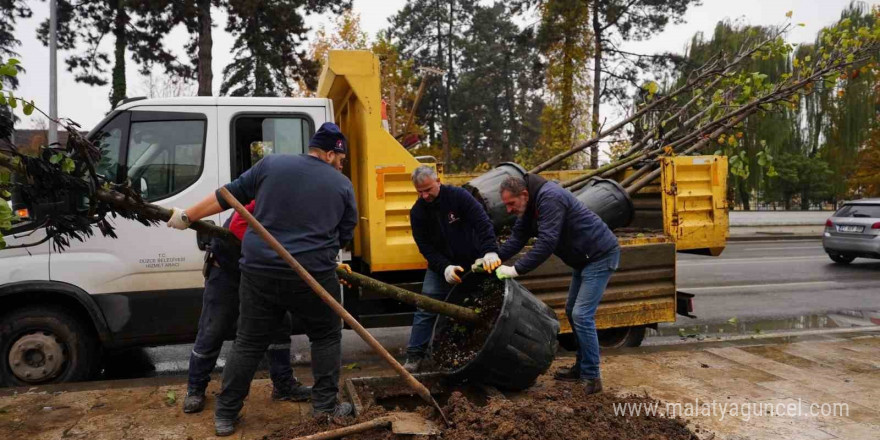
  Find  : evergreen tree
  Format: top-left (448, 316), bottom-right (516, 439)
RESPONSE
top-left (220, 0), bottom-right (351, 97)
top-left (38, 0), bottom-right (185, 108)
top-left (387, 0), bottom-right (477, 167)
top-left (453, 3), bottom-right (543, 167)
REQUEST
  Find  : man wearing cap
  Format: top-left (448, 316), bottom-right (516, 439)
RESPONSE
top-left (166, 122), bottom-right (358, 436)
top-left (404, 165), bottom-right (501, 372)
top-left (494, 174), bottom-right (619, 395)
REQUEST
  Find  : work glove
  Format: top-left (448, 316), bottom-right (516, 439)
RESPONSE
top-left (495, 265), bottom-right (518, 280)
top-left (481, 252), bottom-right (501, 272)
top-left (444, 265), bottom-right (464, 285)
top-left (166, 207), bottom-right (191, 230)
top-left (338, 262), bottom-right (353, 288)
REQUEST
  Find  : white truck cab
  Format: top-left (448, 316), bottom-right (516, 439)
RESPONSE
top-left (1, 97), bottom-right (333, 386)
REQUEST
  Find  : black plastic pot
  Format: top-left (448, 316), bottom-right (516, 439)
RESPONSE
top-left (572, 177), bottom-right (635, 230)
top-left (462, 162), bottom-right (526, 230)
top-left (434, 273), bottom-right (559, 391)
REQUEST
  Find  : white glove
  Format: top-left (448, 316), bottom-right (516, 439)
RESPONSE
top-left (481, 252), bottom-right (501, 272)
top-left (444, 265), bottom-right (464, 284)
top-left (166, 207), bottom-right (191, 230)
top-left (495, 265), bottom-right (519, 280)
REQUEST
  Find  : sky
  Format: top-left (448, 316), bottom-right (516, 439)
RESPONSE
top-left (10, 0), bottom-right (876, 131)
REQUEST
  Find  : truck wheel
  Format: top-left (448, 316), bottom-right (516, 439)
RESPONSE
top-left (557, 325), bottom-right (647, 350)
top-left (829, 254), bottom-right (856, 264)
top-left (598, 325), bottom-right (646, 348)
top-left (0, 306), bottom-right (100, 387)
top-left (557, 333), bottom-right (577, 351)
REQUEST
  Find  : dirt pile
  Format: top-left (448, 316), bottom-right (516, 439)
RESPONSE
top-left (441, 384), bottom-right (700, 440)
top-left (433, 277), bottom-right (504, 370)
top-left (263, 382), bottom-right (702, 440)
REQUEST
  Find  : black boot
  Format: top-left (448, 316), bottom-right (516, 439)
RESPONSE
top-left (581, 378), bottom-right (603, 395)
top-left (553, 364), bottom-right (580, 382)
top-left (272, 379), bottom-right (312, 402)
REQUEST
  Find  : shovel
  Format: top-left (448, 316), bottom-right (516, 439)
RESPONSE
top-left (290, 412), bottom-right (442, 440)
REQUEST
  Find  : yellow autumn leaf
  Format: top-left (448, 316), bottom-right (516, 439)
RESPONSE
top-left (785, 10), bottom-right (793, 18)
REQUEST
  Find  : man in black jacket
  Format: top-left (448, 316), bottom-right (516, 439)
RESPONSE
top-left (495, 174), bottom-right (619, 394)
top-left (405, 165), bottom-right (500, 372)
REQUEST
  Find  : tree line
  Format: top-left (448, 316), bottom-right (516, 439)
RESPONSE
top-left (1, 0), bottom-right (878, 207)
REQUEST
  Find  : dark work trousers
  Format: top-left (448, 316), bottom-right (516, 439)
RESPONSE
top-left (187, 263), bottom-right (295, 395)
top-left (215, 270), bottom-right (343, 420)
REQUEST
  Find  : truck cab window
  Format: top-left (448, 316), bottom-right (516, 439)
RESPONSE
top-left (127, 120), bottom-right (206, 202)
top-left (232, 116), bottom-right (311, 178)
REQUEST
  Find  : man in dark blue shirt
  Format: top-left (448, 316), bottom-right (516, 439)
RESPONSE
top-left (166, 122), bottom-right (357, 436)
top-left (495, 174), bottom-right (619, 395)
top-left (405, 165), bottom-right (500, 372)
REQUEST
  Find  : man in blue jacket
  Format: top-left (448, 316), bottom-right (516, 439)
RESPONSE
top-left (166, 122), bottom-right (358, 436)
top-left (406, 165), bottom-right (501, 372)
top-left (495, 174), bottom-right (619, 394)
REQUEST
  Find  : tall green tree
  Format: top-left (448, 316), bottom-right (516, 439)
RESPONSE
top-left (39, 0), bottom-right (185, 108)
top-left (523, 0), bottom-right (591, 170)
top-left (514, 0), bottom-right (698, 168)
top-left (0, 1), bottom-right (31, 140)
top-left (676, 21), bottom-right (797, 210)
top-left (453, 3), bottom-right (543, 167)
top-left (220, 0), bottom-right (351, 97)
top-left (387, 0), bottom-right (478, 167)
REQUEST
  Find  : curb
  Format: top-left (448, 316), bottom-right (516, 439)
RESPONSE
top-left (727, 234), bottom-right (822, 242)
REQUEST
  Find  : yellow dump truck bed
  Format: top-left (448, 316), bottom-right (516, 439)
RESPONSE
top-left (318, 50), bottom-right (728, 343)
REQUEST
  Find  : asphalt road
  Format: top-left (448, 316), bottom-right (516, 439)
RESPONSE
top-left (101, 239), bottom-right (879, 380)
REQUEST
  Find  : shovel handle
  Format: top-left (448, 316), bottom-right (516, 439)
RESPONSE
top-left (290, 417), bottom-right (392, 440)
top-left (217, 188), bottom-right (444, 420)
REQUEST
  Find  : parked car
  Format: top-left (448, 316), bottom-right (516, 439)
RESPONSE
top-left (823, 198), bottom-right (880, 264)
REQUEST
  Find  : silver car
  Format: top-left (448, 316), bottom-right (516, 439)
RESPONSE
top-left (823, 198), bottom-right (880, 264)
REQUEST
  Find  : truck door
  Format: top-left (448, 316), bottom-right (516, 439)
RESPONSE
top-left (49, 108), bottom-right (220, 344)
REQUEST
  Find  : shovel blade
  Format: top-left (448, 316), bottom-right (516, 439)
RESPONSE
top-left (388, 412), bottom-right (442, 435)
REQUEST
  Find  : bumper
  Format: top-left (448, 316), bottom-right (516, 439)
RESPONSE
top-left (823, 233), bottom-right (880, 258)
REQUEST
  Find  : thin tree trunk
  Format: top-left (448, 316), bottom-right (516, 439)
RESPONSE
top-left (197, 0), bottom-right (213, 96)
top-left (590, 1), bottom-right (601, 169)
top-left (443, 0), bottom-right (453, 169)
top-left (110, 0), bottom-right (128, 108)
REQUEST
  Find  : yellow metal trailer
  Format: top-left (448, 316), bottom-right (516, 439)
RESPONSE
top-left (317, 50), bottom-right (729, 346)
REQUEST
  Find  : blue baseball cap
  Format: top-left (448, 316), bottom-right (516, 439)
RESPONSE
top-left (309, 122), bottom-right (348, 154)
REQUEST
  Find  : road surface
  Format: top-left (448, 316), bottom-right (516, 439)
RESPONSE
top-left (100, 239), bottom-right (879, 380)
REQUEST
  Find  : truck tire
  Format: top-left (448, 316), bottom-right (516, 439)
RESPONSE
top-left (828, 254), bottom-right (856, 264)
top-left (557, 325), bottom-right (647, 350)
top-left (0, 306), bottom-right (100, 387)
top-left (598, 325), bottom-right (646, 348)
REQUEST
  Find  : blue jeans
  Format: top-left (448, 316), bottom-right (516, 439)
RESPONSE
top-left (566, 247), bottom-right (620, 380)
top-left (187, 264), bottom-right (294, 395)
top-left (406, 269), bottom-right (453, 358)
top-left (215, 270), bottom-right (342, 420)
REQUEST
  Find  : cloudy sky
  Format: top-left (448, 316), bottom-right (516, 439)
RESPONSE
top-left (11, 0), bottom-right (873, 131)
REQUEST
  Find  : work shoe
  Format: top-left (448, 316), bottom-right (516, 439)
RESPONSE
top-left (182, 391), bottom-right (206, 414)
top-left (312, 402), bottom-right (354, 419)
top-left (553, 364), bottom-right (580, 382)
top-left (272, 381), bottom-right (312, 402)
top-left (581, 378), bottom-right (603, 395)
top-left (214, 415), bottom-right (242, 437)
top-left (403, 356), bottom-right (424, 373)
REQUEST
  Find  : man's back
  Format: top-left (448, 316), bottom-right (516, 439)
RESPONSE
top-left (225, 154), bottom-right (357, 275)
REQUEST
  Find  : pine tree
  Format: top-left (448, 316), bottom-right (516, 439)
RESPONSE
top-left (38, 0), bottom-right (185, 108)
top-left (220, 0), bottom-right (351, 97)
